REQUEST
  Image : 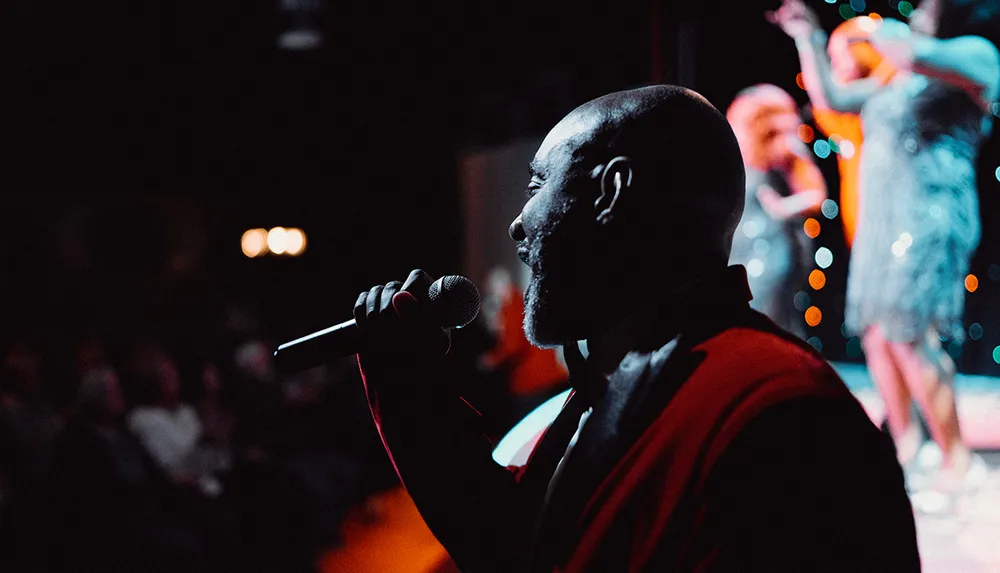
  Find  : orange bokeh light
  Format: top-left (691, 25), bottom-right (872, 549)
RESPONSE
top-left (869, 12), bottom-right (882, 21)
top-left (809, 269), bottom-right (827, 290)
top-left (805, 306), bottom-right (823, 327)
top-left (798, 124), bottom-right (815, 143)
top-left (796, 73), bottom-right (806, 90)
top-left (966, 274), bottom-right (979, 293)
top-left (804, 218), bottom-right (821, 239)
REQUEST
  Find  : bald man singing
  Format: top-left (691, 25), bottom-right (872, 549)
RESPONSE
top-left (350, 85), bottom-right (920, 572)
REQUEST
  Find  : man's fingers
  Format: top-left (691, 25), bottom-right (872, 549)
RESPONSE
top-left (366, 285), bottom-right (384, 321)
top-left (380, 281), bottom-right (402, 314)
top-left (400, 269), bottom-right (435, 301)
top-left (354, 291), bottom-right (369, 326)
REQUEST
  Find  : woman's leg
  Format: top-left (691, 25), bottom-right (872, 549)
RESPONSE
top-left (862, 325), bottom-right (919, 463)
top-left (886, 330), bottom-right (971, 474)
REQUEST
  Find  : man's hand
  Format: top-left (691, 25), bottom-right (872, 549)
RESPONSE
top-left (353, 268), bottom-right (451, 367)
top-left (767, 0), bottom-right (821, 40)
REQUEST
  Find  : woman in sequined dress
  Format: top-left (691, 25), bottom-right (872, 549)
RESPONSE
top-left (772, 0), bottom-right (999, 490)
top-left (726, 85), bottom-right (827, 338)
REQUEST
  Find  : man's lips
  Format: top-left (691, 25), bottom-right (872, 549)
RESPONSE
top-left (517, 247), bottom-right (530, 265)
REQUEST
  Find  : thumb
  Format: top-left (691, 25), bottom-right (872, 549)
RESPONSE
top-left (392, 291), bottom-right (421, 318)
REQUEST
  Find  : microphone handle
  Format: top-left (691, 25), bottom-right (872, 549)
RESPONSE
top-left (273, 318), bottom-right (361, 373)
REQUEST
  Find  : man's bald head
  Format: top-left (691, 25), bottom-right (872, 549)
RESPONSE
top-left (533, 85), bottom-right (745, 263)
top-left (511, 85), bottom-right (748, 345)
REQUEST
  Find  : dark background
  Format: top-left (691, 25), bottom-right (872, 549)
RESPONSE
top-left (4, 0), bottom-right (999, 375)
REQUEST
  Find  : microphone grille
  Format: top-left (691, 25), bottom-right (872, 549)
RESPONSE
top-left (428, 275), bottom-right (481, 328)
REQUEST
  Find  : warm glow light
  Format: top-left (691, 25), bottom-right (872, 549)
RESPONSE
top-left (869, 12), bottom-right (882, 21)
top-left (804, 218), bottom-right (821, 239)
top-left (798, 124), bottom-right (815, 143)
top-left (809, 269), bottom-right (827, 290)
top-left (965, 274), bottom-right (979, 293)
top-left (285, 228), bottom-right (307, 255)
top-left (241, 229), bottom-right (268, 258)
top-left (267, 227), bottom-right (288, 254)
top-left (796, 73), bottom-right (806, 90)
top-left (805, 306), bottom-right (823, 327)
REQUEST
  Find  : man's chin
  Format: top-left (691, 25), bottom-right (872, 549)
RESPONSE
top-left (523, 304), bottom-right (570, 349)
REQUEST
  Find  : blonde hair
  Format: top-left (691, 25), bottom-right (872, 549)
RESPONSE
top-left (726, 84), bottom-right (799, 170)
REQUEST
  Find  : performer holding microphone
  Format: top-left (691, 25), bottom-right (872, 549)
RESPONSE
top-left (277, 85), bottom-right (919, 571)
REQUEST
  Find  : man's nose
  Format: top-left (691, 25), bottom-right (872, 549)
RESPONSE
top-left (509, 215), bottom-right (525, 241)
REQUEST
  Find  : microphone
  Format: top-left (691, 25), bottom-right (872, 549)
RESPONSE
top-left (273, 275), bottom-right (481, 373)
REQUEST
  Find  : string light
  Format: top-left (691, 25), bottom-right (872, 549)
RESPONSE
top-left (821, 199), bottom-right (839, 219)
top-left (794, 291), bottom-right (812, 312)
top-left (804, 218), bottom-right (822, 239)
top-left (798, 124), bottom-right (815, 143)
top-left (241, 229), bottom-right (268, 258)
top-left (965, 274), bottom-right (979, 293)
top-left (243, 227), bottom-right (308, 258)
top-left (805, 306), bottom-right (823, 327)
top-left (809, 269), bottom-right (827, 290)
top-left (815, 247), bottom-right (833, 269)
top-left (969, 323), bottom-right (984, 341)
top-left (989, 263), bottom-right (1000, 281)
top-left (814, 140), bottom-right (832, 159)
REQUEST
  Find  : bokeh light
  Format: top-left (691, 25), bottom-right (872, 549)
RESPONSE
top-left (821, 199), bottom-right (839, 219)
top-left (965, 274), bottom-right (979, 293)
top-left (815, 247), bottom-right (833, 269)
top-left (814, 140), bottom-right (832, 159)
top-left (747, 258), bottom-right (765, 278)
top-left (969, 323), bottom-right (984, 341)
top-left (798, 124), bottom-right (815, 143)
top-left (838, 140), bottom-right (855, 159)
top-left (794, 291), bottom-right (811, 312)
top-left (809, 269), bottom-right (827, 290)
top-left (285, 228), bottom-right (307, 256)
top-left (868, 12), bottom-right (882, 21)
top-left (804, 218), bottom-right (821, 239)
top-left (241, 228), bottom-right (268, 258)
top-left (267, 227), bottom-right (289, 254)
top-left (993, 346), bottom-right (1000, 364)
top-left (898, 1), bottom-right (914, 16)
top-left (850, 0), bottom-right (866, 11)
top-left (807, 337), bottom-right (823, 352)
top-left (995, 165), bottom-right (1000, 181)
top-left (796, 73), bottom-right (807, 90)
top-left (989, 263), bottom-right (1000, 281)
top-left (828, 134), bottom-right (843, 154)
top-left (805, 306), bottom-right (823, 327)
top-left (839, 4), bottom-right (857, 19)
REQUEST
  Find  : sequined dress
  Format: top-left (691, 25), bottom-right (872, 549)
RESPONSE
top-left (729, 168), bottom-right (811, 338)
top-left (846, 76), bottom-right (988, 343)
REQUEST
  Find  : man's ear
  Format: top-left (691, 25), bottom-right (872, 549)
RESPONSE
top-left (595, 156), bottom-right (634, 225)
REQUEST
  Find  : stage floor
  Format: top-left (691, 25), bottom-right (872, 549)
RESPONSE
top-left (322, 362), bottom-right (1000, 573)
